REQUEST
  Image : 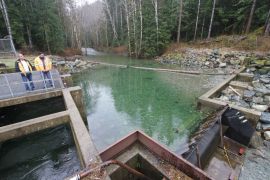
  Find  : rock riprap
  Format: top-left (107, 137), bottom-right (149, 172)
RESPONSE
top-left (216, 69), bottom-right (270, 112)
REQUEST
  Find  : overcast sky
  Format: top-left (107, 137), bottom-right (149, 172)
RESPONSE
top-left (75, 0), bottom-right (98, 6)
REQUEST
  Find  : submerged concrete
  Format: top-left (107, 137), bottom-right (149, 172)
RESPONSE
top-left (0, 111), bottom-right (69, 142)
top-left (0, 90), bottom-right (62, 108)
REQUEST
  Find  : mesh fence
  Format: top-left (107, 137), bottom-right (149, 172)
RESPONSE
top-left (0, 69), bottom-right (64, 100)
top-left (0, 39), bottom-right (13, 53)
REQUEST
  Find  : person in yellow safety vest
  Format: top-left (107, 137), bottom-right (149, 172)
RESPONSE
top-left (34, 53), bottom-right (53, 88)
top-left (15, 53), bottom-right (35, 91)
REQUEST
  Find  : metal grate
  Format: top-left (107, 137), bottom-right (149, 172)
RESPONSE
top-left (0, 69), bottom-right (64, 100)
top-left (0, 38), bottom-right (13, 53)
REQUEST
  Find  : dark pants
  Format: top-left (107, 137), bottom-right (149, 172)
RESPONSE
top-left (42, 71), bottom-right (53, 88)
top-left (21, 73), bottom-right (35, 91)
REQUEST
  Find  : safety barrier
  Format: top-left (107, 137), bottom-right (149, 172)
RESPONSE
top-left (0, 69), bottom-right (64, 99)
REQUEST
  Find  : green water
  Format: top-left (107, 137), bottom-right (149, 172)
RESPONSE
top-left (73, 55), bottom-right (226, 153)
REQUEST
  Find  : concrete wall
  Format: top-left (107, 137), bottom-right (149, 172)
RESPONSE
top-left (198, 68), bottom-right (261, 125)
top-left (0, 87), bottom-right (100, 170)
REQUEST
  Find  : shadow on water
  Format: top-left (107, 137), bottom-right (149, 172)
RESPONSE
top-left (0, 125), bottom-right (81, 180)
top-left (0, 98), bottom-right (80, 180)
top-left (0, 97), bottom-right (66, 127)
top-left (73, 65), bottom-right (224, 153)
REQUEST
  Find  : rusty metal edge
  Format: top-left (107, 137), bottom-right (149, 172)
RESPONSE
top-left (99, 131), bottom-right (138, 161)
top-left (99, 130), bottom-right (212, 180)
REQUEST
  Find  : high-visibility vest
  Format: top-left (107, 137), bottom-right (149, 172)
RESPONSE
top-left (34, 57), bottom-right (52, 71)
top-left (17, 60), bottom-right (33, 76)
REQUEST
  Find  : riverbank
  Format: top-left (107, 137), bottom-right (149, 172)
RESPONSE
top-left (0, 55), bottom-right (89, 74)
top-left (157, 47), bottom-right (270, 70)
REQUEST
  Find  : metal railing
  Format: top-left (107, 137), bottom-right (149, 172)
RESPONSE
top-left (0, 69), bottom-right (64, 100)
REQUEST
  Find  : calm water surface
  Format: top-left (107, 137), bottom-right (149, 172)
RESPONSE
top-left (73, 55), bottom-right (226, 153)
top-left (0, 100), bottom-right (80, 180)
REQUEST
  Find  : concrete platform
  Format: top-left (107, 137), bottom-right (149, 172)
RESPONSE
top-left (0, 70), bottom-right (64, 100)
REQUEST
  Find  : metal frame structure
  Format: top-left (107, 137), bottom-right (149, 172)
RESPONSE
top-left (99, 130), bottom-right (212, 180)
top-left (0, 38), bottom-right (15, 55)
top-left (0, 70), bottom-right (64, 99)
top-left (0, 0), bottom-right (16, 55)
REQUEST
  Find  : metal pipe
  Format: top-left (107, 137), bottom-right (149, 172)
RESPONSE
top-left (195, 144), bottom-right (201, 169)
top-left (219, 115), bottom-right (224, 148)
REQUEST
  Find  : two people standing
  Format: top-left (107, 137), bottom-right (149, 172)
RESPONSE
top-left (15, 53), bottom-right (53, 91)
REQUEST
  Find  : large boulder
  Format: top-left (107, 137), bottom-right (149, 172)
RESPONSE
top-left (260, 112), bottom-right (270, 124)
top-left (219, 62), bottom-right (227, 68)
top-left (243, 90), bottom-right (256, 102)
top-left (252, 104), bottom-right (268, 112)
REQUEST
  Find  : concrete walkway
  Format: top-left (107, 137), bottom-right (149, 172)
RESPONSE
top-left (0, 70), bottom-right (64, 100)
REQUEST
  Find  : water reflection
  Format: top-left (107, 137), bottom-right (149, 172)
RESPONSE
top-left (74, 66), bottom-right (222, 153)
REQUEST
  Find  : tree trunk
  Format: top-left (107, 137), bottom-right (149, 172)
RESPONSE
top-left (132, 0), bottom-right (137, 57)
top-left (22, 1), bottom-right (33, 49)
top-left (139, 0), bottom-right (143, 55)
top-left (207, 0), bottom-right (216, 39)
top-left (177, 0), bottom-right (183, 43)
top-left (245, 0), bottom-right (257, 34)
top-left (104, 0), bottom-right (119, 43)
top-left (105, 18), bottom-right (109, 47)
top-left (96, 29), bottom-right (99, 47)
top-left (0, 0), bottom-right (16, 55)
top-left (265, 9), bottom-right (270, 36)
top-left (120, 6), bottom-right (123, 40)
top-left (152, 0), bottom-right (159, 48)
top-left (115, 1), bottom-right (118, 29)
top-left (44, 25), bottom-right (51, 54)
top-left (124, 0), bottom-right (131, 56)
top-left (201, 14), bottom-right (205, 39)
top-left (194, 0), bottom-right (201, 41)
top-left (26, 26), bottom-right (33, 49)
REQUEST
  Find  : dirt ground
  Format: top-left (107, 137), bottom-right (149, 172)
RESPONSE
top-left (239, 142), bottom-right (270, 180)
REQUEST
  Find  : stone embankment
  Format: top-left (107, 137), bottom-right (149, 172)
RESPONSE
top-left (211, 57), bottom-right (270, 139)
top-left (156, 48), bottom-right (270, 72)
top-left (50, 55), bottom-right (95, 73)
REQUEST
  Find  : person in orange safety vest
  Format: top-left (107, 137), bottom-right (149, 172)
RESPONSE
top-left (15, 53), bottom-right (35, 91)
top-left (34, 53), bottom-right (53, 88)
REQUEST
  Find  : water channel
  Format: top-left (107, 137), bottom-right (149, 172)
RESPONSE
top-left (74, 54), bottom-right (227, 152)
top-left (0, 53), bottom-right (227, 179)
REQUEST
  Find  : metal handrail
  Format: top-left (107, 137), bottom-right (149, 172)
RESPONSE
top-left (0, 70), bottom-right (64, 99)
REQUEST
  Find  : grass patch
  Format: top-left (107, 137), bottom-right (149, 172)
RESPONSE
top-left (0, 56), bottom-right (36, 68)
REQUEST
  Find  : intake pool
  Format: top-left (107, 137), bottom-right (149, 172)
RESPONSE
top-left (73, 63), bottom-right (226, 153)
top-left (0, 98), bottom-right (80, 180)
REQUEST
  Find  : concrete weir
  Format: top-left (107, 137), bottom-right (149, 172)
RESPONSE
top-left (198, 67), bottom-right (261, 124)
top-left (0, 86), bottom-right (101, 169)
